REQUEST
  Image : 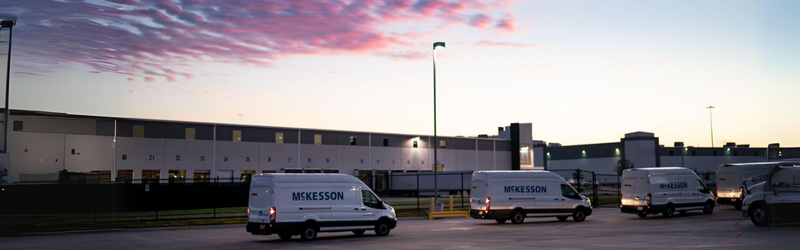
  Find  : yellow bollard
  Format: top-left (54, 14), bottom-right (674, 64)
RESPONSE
top-left (449, 196), bottom-right (454, 219)
top-left (429, 197), bottom-right (435, 220)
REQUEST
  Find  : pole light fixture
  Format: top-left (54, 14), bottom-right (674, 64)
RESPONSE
top-left (707, 106), bottom-right (715, 148)
top-left (432, 41), bottom-right (444, 209)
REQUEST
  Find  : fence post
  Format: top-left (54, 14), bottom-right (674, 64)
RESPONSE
top-left (592, 173), bottom-right (597, 208)
top-left (576, 169), bottom-right (582, 193)
top-left (155, 180), bottom-right (159, 221)
top-left (617, 175), bottom-right (621, 207)
top-left (214, 176), bottom-right (218, 218)
top-left (416, 174), bottom-right (420, 210)
top-left (460, 173), bottom-right (464, 208)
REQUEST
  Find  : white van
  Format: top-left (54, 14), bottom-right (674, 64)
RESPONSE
top-left (742, 163), bottom-right (800, 226)
top-left (246, 174), bottom-right (397, 240)
top-left (469, 171), bottom-right (592, 224)
top-left (620, 167), bottom-right (715, 218)
top-left (716, 162), bottom-right (797, 209)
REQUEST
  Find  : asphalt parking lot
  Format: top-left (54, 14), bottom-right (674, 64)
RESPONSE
top-left (4, 206), bottom-right (799, 249)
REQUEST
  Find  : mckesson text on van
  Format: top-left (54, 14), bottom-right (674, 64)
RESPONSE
top-left (291, 192), bottom-right (345, 201)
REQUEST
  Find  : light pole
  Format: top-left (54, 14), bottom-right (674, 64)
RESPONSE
top-left (1, 17), bottom-right (16, 154)
top-left (707, 106), bottom-right (715, 148)
top-left (432, 41), bottom-right (444, 209)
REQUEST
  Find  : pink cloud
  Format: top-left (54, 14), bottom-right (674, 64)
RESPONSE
top-left (127, 78), bottom-right (135, 82)
top-left (3, 0), bottom-right (515, 80)
top-left (474, 41), bottom-right (534, 48)
top-left (144, 76), bottom-right (155, 83)
top-left (496, 14), bottom-right (517, 31)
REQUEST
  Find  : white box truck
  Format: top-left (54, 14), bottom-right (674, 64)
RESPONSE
top-left (246, 174), bottom-right (397, 240)
top-left (620, 167), bottom-right (715, 218)
top-left (716, 162), bottom-right (798, 209)
top-left (742, 163), bottom-right (800, 226)
top-left (469, 170), bottom-right (593, 224)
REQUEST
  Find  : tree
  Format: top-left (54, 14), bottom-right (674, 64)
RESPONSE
top-left (615, 159), bottom-right (634, 176)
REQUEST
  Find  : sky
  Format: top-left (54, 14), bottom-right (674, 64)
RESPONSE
top-left (0, 0), bottom-right (798, 147)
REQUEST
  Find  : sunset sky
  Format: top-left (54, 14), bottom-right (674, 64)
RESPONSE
top-left (1, 0), bottom-right (798, 147)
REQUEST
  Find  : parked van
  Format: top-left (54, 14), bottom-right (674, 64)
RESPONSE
top-left (620, 167), bottom-right (715, 218)
top-left (469, 170), bottom-right (592, 224)
top-left (716, 162), bottom-right (798, 209)
top-left (742, 163), bottom-right (800, 226)
top-left (246, 174), bottom-right (397, 240)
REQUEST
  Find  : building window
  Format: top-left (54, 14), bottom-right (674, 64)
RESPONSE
top-left (284, 169), bottom-right (302, 173)
top-left (440, 140), bottom-right (446, 149)
top-left (713, 151), bottom-right (718, 156)
top-left (117, 170), bottom-right (133, 183)
top-left (168, 170), bottom-right (186, 183)
top-left (669, 150), bottom-right (674, 156)
top-left (383, 138), bottom-right (389, 147)
top-left (350, 136), bottom-right (357, 145)
top-left (276, 132), bottom-right (284, 143)
top-left (12, 121), bottom-right (23, 131)
top-left (233, 130), bottom-right (242, 142)
top-left (133, 125), bottom-right (145, 138)
top-left (240, 170), bottom-right (255, 182)
top-left (185, 128), bottom-right (196, 140)
top-left (692, 151), bottom-right (696, 156)
top-left (754, 151), bottom-right (759, 156)
top-left (194, 170), bottom-right (210, 183)
top-left (314, 134), bottom-right (322, 145)
top-left (323, 169), bottom-right (339, 173)
top-left (733, 151), bottom-right (738, 156)
top-left (142, 169), bottom-right (160, 183)
top-left (413, 141), bottom-right (418, 148)
top-left (261, 170), bottom-right (277, 174)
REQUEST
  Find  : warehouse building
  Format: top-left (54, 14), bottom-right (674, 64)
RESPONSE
top-left (0, 110), bottom-right (536, 191)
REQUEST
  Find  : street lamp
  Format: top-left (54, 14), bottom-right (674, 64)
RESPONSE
top-left (432, 41), bottom-right (444, 209)
top-left (0, 17), bottom-right (16, 153)
top-left (707, 106), bottom-right (715, 148)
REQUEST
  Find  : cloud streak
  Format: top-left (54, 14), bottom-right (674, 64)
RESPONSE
top-left (3, 0), bottom-right (515, 82)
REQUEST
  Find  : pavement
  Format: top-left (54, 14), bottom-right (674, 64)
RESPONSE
top-left (3, 206), bottom-right (800, 249)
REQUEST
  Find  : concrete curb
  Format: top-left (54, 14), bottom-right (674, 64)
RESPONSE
top-left (15, 223), bottom-right (246, 237)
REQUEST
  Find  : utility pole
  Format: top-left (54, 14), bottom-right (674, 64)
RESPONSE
top-left (706, 106), bottom-right (715, 147)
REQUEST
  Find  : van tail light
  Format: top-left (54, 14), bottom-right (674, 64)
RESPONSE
top-left (740, 186), bottom-right (744, 198)
top-left (469, 197), bottom-right (472, 203)
top-left (247, 206), bottom-right (250, 214)
top-left (269, 206), bottom-right (276, 224)
top-left (716, 187), bottom-right (718, 194)
top-left (646, 193), bottom-right (652, 206)
top-left (485, 197), bottom-right (491, 211)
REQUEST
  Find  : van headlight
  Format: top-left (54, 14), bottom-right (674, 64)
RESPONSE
top-left (586, 198), bottom-right (591, 205)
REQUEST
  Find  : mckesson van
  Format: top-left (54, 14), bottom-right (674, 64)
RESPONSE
top-left (469, 171), bottom-right (592, 224)
top-left (620, 167), bottom-right (715, 218)
top-left (246, 174), bottom-right (397, 240)
top-left (742, 163), bottom-right (800, 226)
top-left (716, 162), bottom-right (798, 209)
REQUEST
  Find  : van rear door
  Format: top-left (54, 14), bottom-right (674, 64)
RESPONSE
top-left (717, 172), bottom-right (740, 198)
top-left (622, 176), bottom-right (647, 206)
top-left (471, 174), bottom-right (488, 210)
top-left (248, 177), bottom-right (273, 224)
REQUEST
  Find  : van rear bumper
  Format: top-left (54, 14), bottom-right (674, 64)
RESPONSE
top-left (470, 209), bottom-right (513, 219)
top-left (716, 198), bottom-right (741, 206)
top-left (620, 205), bottom-right (666, 214)
top-left (246, 222), bottom-right (303, 235)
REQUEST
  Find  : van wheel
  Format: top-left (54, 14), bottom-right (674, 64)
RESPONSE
top-left (511, 210), bottom-right (525, 224)
top-left (495, 219), bottom-right (507, 223)
top-left (637, 212), bottom-right (647, 218)
top-left (557, 216), bottom-right (568, 222)
top-left (300, 225), bottom-right (318, 241)
top-left (573, 208), bottom-right (586, 222)
top-left (278, 233), bottom-right (292, 240)
top-left (375, 221), bottom-right (391, 236)
top-left (662, 205), bottom-right (675, 218)
top-left (750, 205), bottom-right (772, 226)
top-left (703, 202), bottom-right (715, 214)
top-left (352, 230), bottom-right (365, 236)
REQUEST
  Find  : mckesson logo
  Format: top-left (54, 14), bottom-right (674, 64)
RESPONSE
top-left (504, 186), bottom-right (547, 193)
top-left (292, 191), bottom-right (345, 201)
top-left (659, 182), bottom-right (688, 189)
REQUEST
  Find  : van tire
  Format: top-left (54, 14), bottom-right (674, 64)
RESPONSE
top-left (352, 230), bottom-right (365, 236)
top-left (495, 219), bottom-right (507, 223)
top-left (637, 212), bottom-right (647, 218)
top-left (557, 216), bottom-right (568, 222)
top-left (511, 210), bottom-right (525, 224)
top-left (662, 205), bottom-right (675, 218)
top-left (702, 202), bottom-right (715, 214)
top-left (300, 224), bottom-right (318, 241)
top-left (375, 220), bottom-right (391, 236)
top-left (278, 233), bottom-right (293, 240)
top-left (750, 205), bottom-right (772, 227)
top-left (573, 208), bottom-right (586, 222)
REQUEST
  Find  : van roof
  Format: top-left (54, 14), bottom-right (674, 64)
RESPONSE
top-left (720, 161), bottom-right (800, 167)
top-left (474, 170), bottom-right (559, 178)
top-left (625, 167), bottom-right (695, 174)
top-left (251, 173), bottom-right (362, 183)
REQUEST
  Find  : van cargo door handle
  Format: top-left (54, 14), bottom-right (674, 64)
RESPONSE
top-left (361, 209), bottom-right (366, 211)
top-left (554, 199), bottom-right (559, 201)
top-left (354, 208), bottom-right (359, 210)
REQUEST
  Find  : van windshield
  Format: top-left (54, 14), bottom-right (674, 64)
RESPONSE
top-left (361, 190), bottom-right (383, 209)
top-left (561, 184), bottom-right (580, 199)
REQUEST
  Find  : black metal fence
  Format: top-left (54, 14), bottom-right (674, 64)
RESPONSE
top-left (386, 172), bottom-right (471, 210)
